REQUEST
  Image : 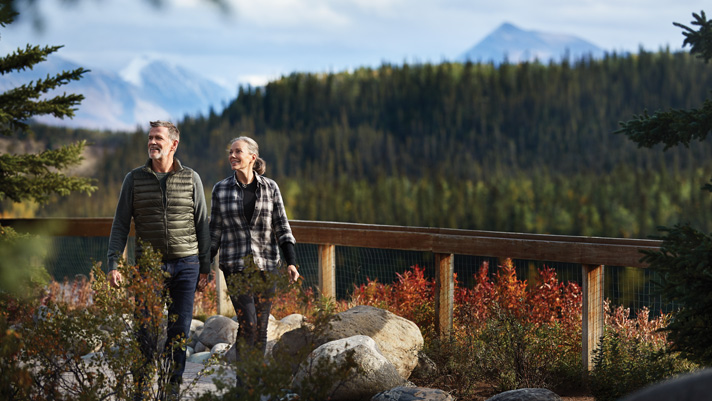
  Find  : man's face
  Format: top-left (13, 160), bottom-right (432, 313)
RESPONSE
top-left (147, 127), bottom-right (176, 161)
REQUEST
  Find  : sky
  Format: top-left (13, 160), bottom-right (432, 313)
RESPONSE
top-left (0, 0), bottom-right (709, 90)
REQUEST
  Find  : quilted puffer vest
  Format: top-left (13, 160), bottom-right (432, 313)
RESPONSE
top-left (132, 160), bottom-right (198, 260)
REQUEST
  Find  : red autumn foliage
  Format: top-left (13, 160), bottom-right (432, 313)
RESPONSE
top-left (331, 260), bottom-right (583, 342)
top-left (454, 259), bottom-right (582, 340)
top-left (349, 265), bottom-right (435, 332)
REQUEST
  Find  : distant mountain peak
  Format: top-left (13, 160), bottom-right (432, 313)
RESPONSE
top-left (0, 54), bottom-right (232, 131)
top-left (497, 22), bottom-right (520, 32)
top-left (120, 55), bottom-right (157, 87)
top-left (459, 22), bottom-right (603, 64)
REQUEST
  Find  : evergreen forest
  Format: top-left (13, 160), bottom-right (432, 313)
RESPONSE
top-left (10, 49), bottom-right (712, 239)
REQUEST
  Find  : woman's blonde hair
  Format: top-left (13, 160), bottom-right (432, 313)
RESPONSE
top-left (230, 136), bottom-right (266, 175)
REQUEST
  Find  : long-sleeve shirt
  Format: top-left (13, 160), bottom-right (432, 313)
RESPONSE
top-left (107, 159), bottom-right (211, 274)
top-left (210, 173), bottom-right (296, 272)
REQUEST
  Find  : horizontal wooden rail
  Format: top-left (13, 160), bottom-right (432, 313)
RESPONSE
top-left (0, 218), bottom-right (661, 268)
top-left (1, 217), bottom-right (661, 372)
top-left (291, 220), bottom-right (660, 268)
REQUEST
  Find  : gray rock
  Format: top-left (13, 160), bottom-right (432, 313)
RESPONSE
top-left (292, 335), bottom-right (405, 401)
top-left (186, 351), bottom-right (212, 364)
top-left (485, 388), bottom-right (561, 401)
top-left (268, 313), bottom-right (307, 342)
top-left (210, 342), bottom-right (230, 356)
top-left (620, 368), bottom-right (712, 401)
top-left (266, 313), bottom-right (308, 358)
top-left (194, 340), bottom-right (208, 353)
top-left (198, 315), bottom-right (239, 348)
top-left (409, 352), bottom-right (438, 380)
top-left (188, 319), bottom-right (205, 347)
top-left (372, 386), bottom-right (454, 401)
top-left (323, 305), bottom-right (424, 379)
top-left (272, 325), bottom-right (317, 373)
top-left (280, 313), bottom-right (307, 327)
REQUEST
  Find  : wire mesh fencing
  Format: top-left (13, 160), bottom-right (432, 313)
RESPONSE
top-left (37, 235), bottom-right (675, 315)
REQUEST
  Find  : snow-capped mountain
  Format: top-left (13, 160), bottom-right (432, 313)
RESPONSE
top-left (459, 22), bottom-right (604, 64)
top-left (1, 55), bottom-right (233, 131)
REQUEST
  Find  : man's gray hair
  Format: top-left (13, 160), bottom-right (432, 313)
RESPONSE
top-left (150, 120), bottom-right (180, 141)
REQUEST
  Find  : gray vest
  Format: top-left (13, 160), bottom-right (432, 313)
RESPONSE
top-left (132, 160), bottom-right (198, 261)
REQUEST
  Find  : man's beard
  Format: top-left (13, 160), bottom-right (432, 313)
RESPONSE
top-left (148, 148), bottom-right (168, 160)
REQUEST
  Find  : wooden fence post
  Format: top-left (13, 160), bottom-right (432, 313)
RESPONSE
top-left (435, 253), bottom-right (454, 339)
top-left (582, 264), bottom-right (605, 372)
top-left (318, 244), bottom-right (336, 299)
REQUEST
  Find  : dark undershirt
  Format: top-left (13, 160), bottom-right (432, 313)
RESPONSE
top-left (240, 178), bottom-right (297, 267)
top-left (156, 172), bottom-right (168, 206)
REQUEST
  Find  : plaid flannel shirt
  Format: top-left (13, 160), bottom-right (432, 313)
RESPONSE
top-left (209, 173), bottom-right (296, 272)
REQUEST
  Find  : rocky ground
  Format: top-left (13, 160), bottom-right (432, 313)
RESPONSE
top-left (181, 366), bottom-right (596, 401)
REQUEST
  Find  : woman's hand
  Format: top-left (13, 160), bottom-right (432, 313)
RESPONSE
top-left (287, 264), bottom-right (300, 283)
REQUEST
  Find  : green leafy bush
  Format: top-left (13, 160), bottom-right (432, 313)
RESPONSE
top-left (589, 302), bottom-right (698, 401)
top-left (0, 241), bottom-right (214, 400)
top-left (639, 223), bottom-right (712, 366)
top-left (0, 224), bottom-right (51, 298)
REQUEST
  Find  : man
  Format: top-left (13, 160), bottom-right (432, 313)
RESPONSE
top-left (107, 120), bottom-right (210, 399)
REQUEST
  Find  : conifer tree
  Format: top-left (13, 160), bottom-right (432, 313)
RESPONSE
top-left (0, 0), bottom-right (96, 295)
top-left (617, 11), bottom-right (712, 366)
top-left (0, 1), bottom-right (96, 206)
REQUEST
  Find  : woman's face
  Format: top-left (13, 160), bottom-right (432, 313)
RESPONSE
top-left (228, 140), bottom-right (256, 172)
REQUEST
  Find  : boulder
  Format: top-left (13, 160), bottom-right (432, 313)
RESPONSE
top-left (186, 351), bottom-right (212, 364)
top-left (485, 388), bottom-right (561, 401)
top-left (620, 368), bottom-right (712, 401)
top-left (197, 315), bottom-right (239, 348)
top-left (266, 313), bottom-right (309, 358)
top-left (210, 342), bottom-right (230, 356)
top-left (372, 386), bottom-right (454, 401)
top-left (279, 313), bottom-right (307, 327)
top-left (271, 325), bottom-right (317, 372)
top-left (322, 305), bottom-right (423, 379)
top-left (194, 341), bottom-right (208, 353)
top-left (268, 313), bottom-right (307, 341)
top-left (409, 352), bottom-right (437, 380)
top-left (292, 335), bottom-right (405, 401)
top-left (188, 319), bottom-right (205, 348)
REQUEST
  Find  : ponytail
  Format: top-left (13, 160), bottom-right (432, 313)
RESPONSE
top-left (254, 157), bottom-right (266, 175)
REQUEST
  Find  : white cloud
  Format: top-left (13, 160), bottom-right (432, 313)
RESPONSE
top-left (3, 0), bottom-right (710, 91)
top-left (229, 0), bottom-right (350, 28)
top-left (238, 74), bottom-right (279, 87)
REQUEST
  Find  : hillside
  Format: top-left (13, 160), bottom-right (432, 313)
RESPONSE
top-left (16, 50), bottom-right (712, 238)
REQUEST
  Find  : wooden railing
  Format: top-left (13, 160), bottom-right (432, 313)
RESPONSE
top-left (0, 217), bottom-right (662, 371)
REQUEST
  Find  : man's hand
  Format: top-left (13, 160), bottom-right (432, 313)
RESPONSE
top-left (108, 270), bottom-right (123, 288)
top-left (287, 265), bottom-right (300, 283)
top-left (196, 273), bottom-right (209, 291)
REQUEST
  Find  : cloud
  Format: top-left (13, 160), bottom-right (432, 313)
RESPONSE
top-left (229, 0), bottom-right (350, 28)
top-left (3, 0), bottom-right (709, 91)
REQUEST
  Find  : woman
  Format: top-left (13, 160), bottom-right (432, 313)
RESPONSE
top-left (209, 136), bottom-right (299, 362)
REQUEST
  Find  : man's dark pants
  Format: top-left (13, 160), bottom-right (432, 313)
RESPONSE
top-left (135, 255), bottom-right (200, 395)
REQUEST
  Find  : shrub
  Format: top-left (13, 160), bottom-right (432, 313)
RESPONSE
top-left (410, 260), bottom-right (584, 399)
top-left (0, 224), bottom-right (51, 298)
top-left (639, 223), bottom-right (712, 366)
top-left (1, 241), bottom-right (215, 400)
top-left (348, 265), bottom-right (435, 336)
top-left (589, 302), bottom-right (698, 401)
top-left (193, 273), bottom-right (218, 319)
